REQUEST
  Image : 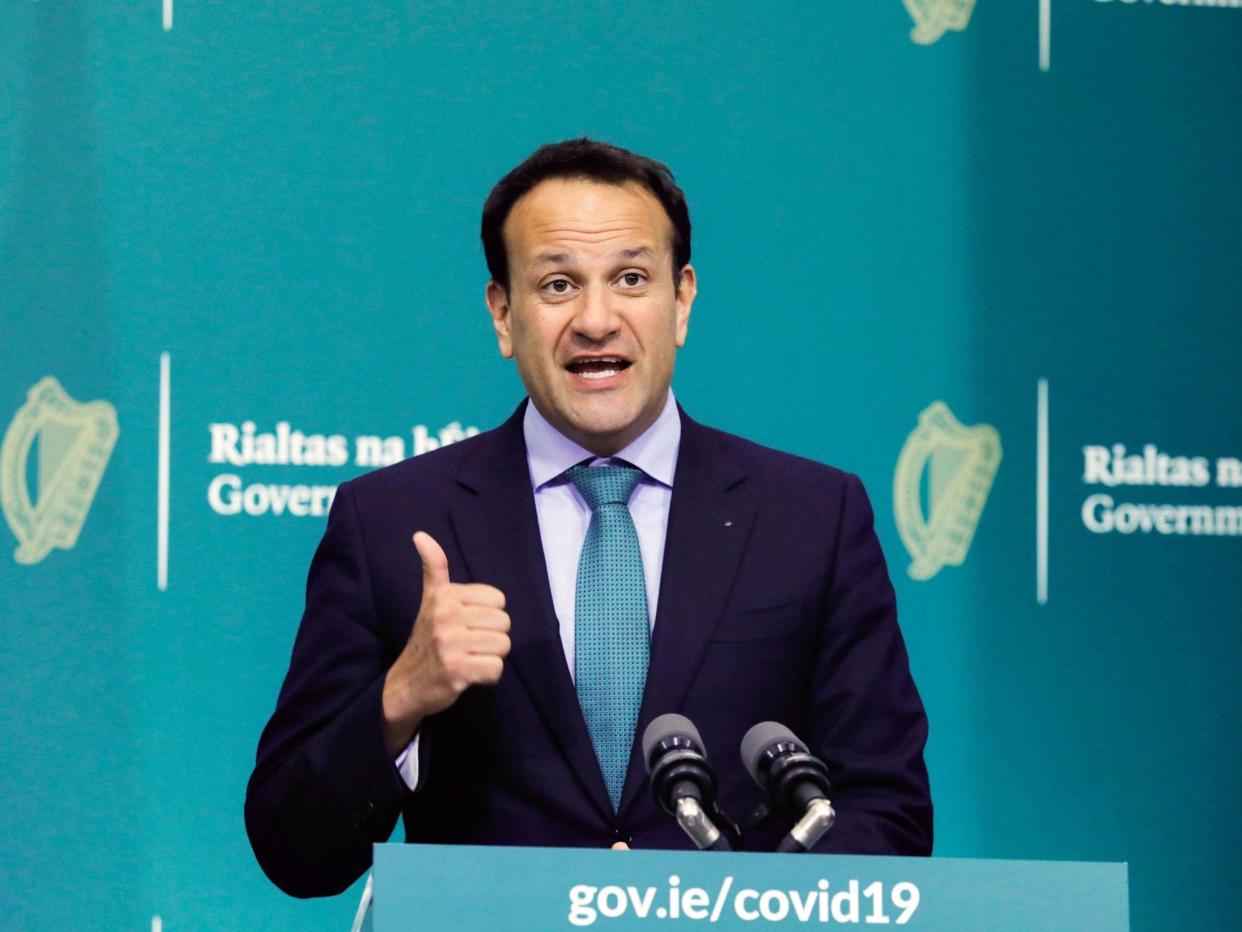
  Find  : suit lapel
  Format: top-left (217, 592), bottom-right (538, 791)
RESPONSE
top-left (449, 405), bottom-right (614, 821)
top-left (618, 410), bottom-right (756, 815)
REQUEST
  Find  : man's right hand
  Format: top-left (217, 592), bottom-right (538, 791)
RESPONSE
top-left (381, 531), bottom-right (511, 757)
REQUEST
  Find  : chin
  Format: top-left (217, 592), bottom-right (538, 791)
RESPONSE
top-left (565, 408), bottom-right (642, 450)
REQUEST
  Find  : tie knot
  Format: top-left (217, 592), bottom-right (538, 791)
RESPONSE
top-left (566, 464), bottom-right (643, 510)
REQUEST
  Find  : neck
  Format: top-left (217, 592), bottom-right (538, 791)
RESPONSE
top-left (537, 392), bottom-right (669, 459)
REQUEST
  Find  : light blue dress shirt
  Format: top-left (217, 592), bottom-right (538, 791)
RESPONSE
top-left (395, 390), bottom-right (681, 789)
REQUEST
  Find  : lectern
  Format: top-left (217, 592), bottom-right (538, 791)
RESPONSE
top-left (353, 843), bottom-right (1128, 930)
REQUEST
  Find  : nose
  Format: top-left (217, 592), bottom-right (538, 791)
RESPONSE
top-left (572, 283), bottom-right (620, 343)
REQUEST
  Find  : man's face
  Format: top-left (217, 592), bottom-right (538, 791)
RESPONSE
top-left (486, 177), bottom-right (696, 456)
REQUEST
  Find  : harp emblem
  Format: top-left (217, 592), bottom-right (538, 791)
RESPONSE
top-left (1, 377), bottom-right (119, 565)
top-left (894, 401), bottom-right (1000, 581)
top-left (902, 0), bottom-right (977, 45)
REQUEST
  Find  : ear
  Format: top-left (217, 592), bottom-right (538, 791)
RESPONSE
top-left (674, 264), bottom-right (696, 348)
top-left (485, 280), bottom-right (514, 359)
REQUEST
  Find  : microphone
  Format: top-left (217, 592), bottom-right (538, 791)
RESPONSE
top-left (740, 722), bottom-right (836, 853)
top-left (641, 714), bottom-right (733, 851)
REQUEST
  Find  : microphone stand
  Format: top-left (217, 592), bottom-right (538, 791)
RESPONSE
top-left (775, 797), bottom-right (836, 853)
top-left (673, 796), bottom-right (733, 852)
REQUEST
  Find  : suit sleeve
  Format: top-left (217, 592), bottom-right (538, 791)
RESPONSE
top-left (808, 473), bottom-right (933, 855)
top-left (244, 480), bottom-right (411, 897)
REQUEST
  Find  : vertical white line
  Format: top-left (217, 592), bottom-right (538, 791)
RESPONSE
top-left (163, 0), bottom-right (173, 32)
top-left (151, 916), bottom-right (163, 932)
top-left (1036, 378), bottom-right (1049, 605)
top-left (158, 353), bottom-right (171, 592)
top-left (1039, 0), bottom-right (1051, 72)
top-left (350, 874), bottom-right (374, 932)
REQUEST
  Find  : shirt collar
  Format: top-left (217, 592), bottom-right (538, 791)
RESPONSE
top-left (524, 388), bottom-right (681, 491)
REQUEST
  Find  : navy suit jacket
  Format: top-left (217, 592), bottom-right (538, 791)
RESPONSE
top-left (245, 403), bottom-right (932, 897)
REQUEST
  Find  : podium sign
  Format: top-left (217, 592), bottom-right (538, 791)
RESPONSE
top-left (368, 843), bottom-right (1128, 930)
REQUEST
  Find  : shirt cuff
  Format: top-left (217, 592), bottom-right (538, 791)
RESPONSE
top-left (393, 734), bottom-right (420, 791)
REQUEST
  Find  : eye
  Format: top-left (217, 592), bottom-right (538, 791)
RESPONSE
top-left (542, 278), bottom-right (574, 295)
top-left (617, 271), bottom-right (646, 288)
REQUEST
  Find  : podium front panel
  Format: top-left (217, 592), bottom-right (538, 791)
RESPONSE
top-left (370, 843), bottom-right (1128, 930)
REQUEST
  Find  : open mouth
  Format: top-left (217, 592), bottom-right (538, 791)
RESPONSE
top-left (564, 356), bottom-right (633, 380)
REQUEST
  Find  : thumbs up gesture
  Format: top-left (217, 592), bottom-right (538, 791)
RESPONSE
top-left (381, 531), bottom-right (511, 755)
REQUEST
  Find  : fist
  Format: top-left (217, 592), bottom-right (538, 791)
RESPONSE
top-left (381, 531), bottom-right (510, 754)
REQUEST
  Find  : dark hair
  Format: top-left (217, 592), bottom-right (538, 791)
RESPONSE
top-left (481, 137), bottom-right (692, 291)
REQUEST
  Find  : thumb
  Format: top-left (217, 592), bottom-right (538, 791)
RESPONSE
top-left (413, 531), bottom-right (451, 590)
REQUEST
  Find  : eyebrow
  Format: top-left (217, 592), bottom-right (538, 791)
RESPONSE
top-left (617, 246), bottom-right (655, 260)
top-left (531, 246), bottom-right (657, 267)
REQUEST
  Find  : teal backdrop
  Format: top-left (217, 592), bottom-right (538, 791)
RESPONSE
top-left (2, 2), bottom-right (1239, 929)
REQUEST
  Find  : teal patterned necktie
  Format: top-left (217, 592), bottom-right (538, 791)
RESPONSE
top-left (566, 463), bottom-right (650, 811)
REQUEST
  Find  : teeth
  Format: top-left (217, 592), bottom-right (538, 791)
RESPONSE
top-left (566, 356), bottom-right (629, 378)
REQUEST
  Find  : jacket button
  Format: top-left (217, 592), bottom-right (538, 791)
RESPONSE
top-left (613, 827), bottom-right (632, 846)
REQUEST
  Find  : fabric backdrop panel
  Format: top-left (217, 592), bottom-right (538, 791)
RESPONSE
top-left (2, 2), bottom-right (1238, 929)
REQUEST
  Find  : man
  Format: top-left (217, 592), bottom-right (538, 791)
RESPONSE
top-left (245, 139), bottom-right (932, 898)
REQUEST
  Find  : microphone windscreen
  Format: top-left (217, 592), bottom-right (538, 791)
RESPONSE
top-left (642, 713), bottom-right (704, 771)
top-left (740, 721), bottom-right (801, 784)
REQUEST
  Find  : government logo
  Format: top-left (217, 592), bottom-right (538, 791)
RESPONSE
top-left (1, 377), bottom-right (119, 565)
top-left (903, 0), bottom-right (977, 45)
top-left (893, 401), bottom-right (1001, 580)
